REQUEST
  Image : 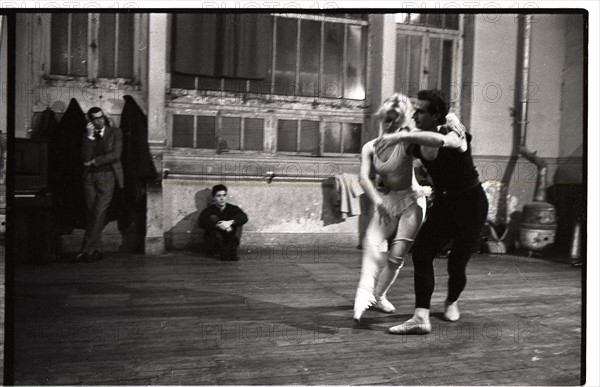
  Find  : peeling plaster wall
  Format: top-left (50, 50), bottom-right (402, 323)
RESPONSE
top-left (14, 13), bottom-right (584, 254)
top-left (161, 178), bottom-right (367, 250)
top-left (470, 14), bottom-right (519, 158)
top-left (556, 14), bottom-right (584, 185)
top-left (14, 13), bottom-right (149, 138)
top-left (30, 85), bottom-right (146, 135)
top-left (527, 14), bottom-right (566, 159)
top-left (470, 14), bottom-right (584, 217)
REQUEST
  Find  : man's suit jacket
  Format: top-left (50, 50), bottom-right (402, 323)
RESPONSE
top-left (81, 125), bottom-right (125, 189)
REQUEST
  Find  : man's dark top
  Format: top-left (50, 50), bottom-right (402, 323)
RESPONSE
top-left (412, 130), bottom-right (480, 193)
top-left (197, 203), bottom-right (248, 231)
top-left (81, 125), bottom-right (125, 189)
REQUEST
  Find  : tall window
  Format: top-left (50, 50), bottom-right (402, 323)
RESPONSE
top-left (272, 14), bottom-right (367, 99)
top-left (171, 13), bottom-right (368, 100)
top-left (169, 13), bottom-right (366, 156)
top-left (394, 13), bottom-right (460, 104)
top-left (50, 13), bottom-right (135, 80)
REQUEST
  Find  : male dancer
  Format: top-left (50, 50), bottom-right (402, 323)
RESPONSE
top-left (376, 90), bottom-right (488, 334)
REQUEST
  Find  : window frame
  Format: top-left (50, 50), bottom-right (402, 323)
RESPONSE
top-left (168, 13), bottom-right (368, 102)
top-left (320, 116), bottom-right (363, 157)
top-left (168, 107), bottom-right (271, 155)
top-left (167, 105), bottom-right (364, 158)
top-left (274, 115), bottom-right (322, 156)
top-left (272, 13), bottom-right (368, 100)
top-left (394, 14), bottom-right (464, 114)
top-left (166, 13), bottom-right (368, 157)
top-left (41, 13), bottom-right (143, 88)
top-left (218, 111), bottom-right (266, 153)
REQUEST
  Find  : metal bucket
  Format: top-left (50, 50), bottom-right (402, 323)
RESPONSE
top-left (519, 201), bottom-right (557, 251)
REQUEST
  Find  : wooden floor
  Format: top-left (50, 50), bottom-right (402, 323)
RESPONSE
top-left (1, 241), bottom-right (4, 382)
top-left (12, 246), bottom-right (582, 385)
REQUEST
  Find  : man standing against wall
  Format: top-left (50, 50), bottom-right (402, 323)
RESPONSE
top-left (75, 107), bottom-right (123, 263)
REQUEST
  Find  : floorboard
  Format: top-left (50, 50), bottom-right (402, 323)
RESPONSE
top-left (12, 247), bottom-right (582, 385)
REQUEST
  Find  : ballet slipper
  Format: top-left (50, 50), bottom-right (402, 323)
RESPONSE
top-left (374, 296), bottom-right (396, 313)
top-left (353, 288), bottom-right (376, 322)
top-left (388, 308), bottom-right (431, 334)
top-left (388, 317), bottom-right (431, 334)
top-left (443, 300), bottom-right (460, 321)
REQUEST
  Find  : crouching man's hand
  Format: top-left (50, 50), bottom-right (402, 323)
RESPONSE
top-left (216, 220), bottom-right (234, 232)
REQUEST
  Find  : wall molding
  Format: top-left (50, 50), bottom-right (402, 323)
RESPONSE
top-left (473, 154), bottom-right (584, 185)
top-left (162, 152), bottom-right (361, 181)
top-left (473, 154), bottom-right (583, 164)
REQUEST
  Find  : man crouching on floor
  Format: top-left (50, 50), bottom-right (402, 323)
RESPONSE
top-left (197, 184), bottom-right (248, 261)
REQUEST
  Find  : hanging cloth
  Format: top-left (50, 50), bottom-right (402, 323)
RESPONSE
top-left (50, 98), bottom-right (87, 231)
top-left (172, 13), bottom-right (272, 80)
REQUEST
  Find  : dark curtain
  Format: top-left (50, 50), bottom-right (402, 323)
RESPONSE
top-left (117, 95), bottom-right (158, 236)
top-left (49, 98), bottom-right (87, 232)
top-left (172, 13), bottom-right (272, 80)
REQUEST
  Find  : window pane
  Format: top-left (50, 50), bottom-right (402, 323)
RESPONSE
top-left (428, 37), bottom-right (442, 90)
top-left (117, 14), bottom-right (134, 78)
top-left (408, 35), bottom-right (423, 97)
top-left (171, 73), bottom-right (196, 89)
top-left (342, 123), bottom-right (361, 153)
top-left (172, 115), bottom-right (194, 148)
top-left (277, 120), bottom-right (297, 152)
top-left (223, 79), bottom-right (247, 93)
top-left (299, 120), bottom-right (319, 153)
top-left (426, 14), bottom-right (444, 28)
top-left (221, 117), bottom-right (241, 150)
top-left (248, 72), bottom-right (272, 94)
top-left (321, 23), bottom-right (343, 98)
top-left (395, 13), bottom-right (409, 24)
top-left (51, 14), bottom-right (69, 75)
top-left (395, 33), bottom-right (410, 95)
top-left (274, 17), bottom-right (297, 95)
top-left (249, 16), bottom-right (274, 94)
top-left (98, 14), bottom-right (116, 78)
top-left (323, 122), bottom-right (341, 153)
top-left (445, 15), bottom-right (459, 30)
top-left (442, 39), bottom-right (454, 104)
top-left (409, 13), bottom-right (425, 25)
top-left (70, 14), bottom-right (88, 77)
top-left (243, 118), bottom-right (264, 151)
top-left (197, 116), bottom-right (216, 149)
top-left (197, 76), bottom-right (221, 91)
top-left (299, 19), bottom-right (320, 97)
top-left (345, 25), bottom-right (365, 100)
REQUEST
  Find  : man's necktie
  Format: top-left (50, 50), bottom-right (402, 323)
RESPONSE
top-left (94, 130), bottom-right (102, 140)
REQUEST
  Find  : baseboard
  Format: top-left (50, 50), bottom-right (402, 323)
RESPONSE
top-left (60, 230), bottom-right (123, 254)
top-left (164, 231), bottom-right (362, 251)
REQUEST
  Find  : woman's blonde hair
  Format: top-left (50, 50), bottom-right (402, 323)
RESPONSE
top-left (376, 93), bottom-right (415, 136)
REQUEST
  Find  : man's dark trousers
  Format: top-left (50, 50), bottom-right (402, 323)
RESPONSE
top-left (205, 216), bottom-right (243, 260)
top-left (81, 169), bottom-right (115, 255)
